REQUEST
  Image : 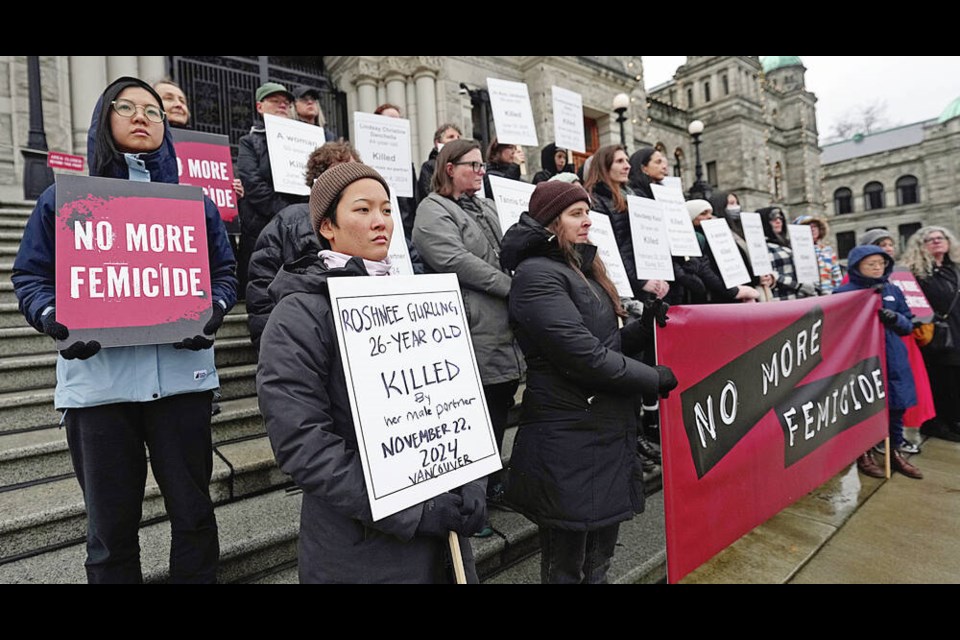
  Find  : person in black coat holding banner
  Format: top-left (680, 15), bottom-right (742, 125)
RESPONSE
top-left (500, 180), bottom-right (677, 583)
top-left (256, 163), bottom-right (485, 583)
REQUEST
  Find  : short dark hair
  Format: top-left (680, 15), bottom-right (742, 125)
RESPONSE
top-left (434, 123), bottom-right (462, 144)
top-left (304, 141), bottom-right (361, 186)
top-left (431, 139), bottom-right (481, 196)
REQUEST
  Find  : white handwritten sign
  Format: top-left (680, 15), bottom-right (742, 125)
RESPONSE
top-left (327, 274), bottom-right (500, 520)
top-left (788, 224), bottom-right (820, 285)
top-left (650, 184), bottom-right (702, 257)
top-left (627, 195), bottom-right (674, 281)
top-left (700, 218), bottom-right (752, 289)
top-left (588, 211), bottom-right (633, 298)
top-left (488, 175), bottom-right (536, 237)
top-left (486, 78), bottom-right (539, 146)
top-left (353, 112), bottom-right (414, 198)
top-left (740, 212), bottom-right (774, 276)
top-left (263, 113), bottom-right (327, 196)
top-left (552, 86), bottom-right (585, 153)
top-left (388, 189), bottom-right (414, 276)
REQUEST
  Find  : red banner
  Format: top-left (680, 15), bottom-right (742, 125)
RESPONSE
top-left (172, 129), bottom-right (239, 232)
top-left (54, 174), bottom-right (212, 348)
top-left (657, 291), bottom-right (888, 583)
top-left (47, 151), bottom-right (85, 172)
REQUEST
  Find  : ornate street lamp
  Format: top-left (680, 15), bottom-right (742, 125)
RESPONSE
top-left (613, 93), bottom-right (630, 151)
top-left (687, 119), bottom-right (711, 201)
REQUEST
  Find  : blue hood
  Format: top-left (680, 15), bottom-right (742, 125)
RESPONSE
top-left (86, 76), bottom-right (179, 183)
top-left (847, 244), bottom-right (894, 287)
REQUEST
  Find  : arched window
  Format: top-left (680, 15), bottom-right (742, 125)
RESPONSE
top-left (864, 181), bottom-right (885, 210)
top-left (834, 187), bottom-right (853, 215)
top-left (655, 142), bottom-right (667, 155)
top-left (673, 147), bottom-right (684, 177)
top-left (704, 81), bottom-right (711, 103)
top-left (687, 87), bottom-right (694, 108)
top-left (896, 175), bottom-right (920, 206)
top-left (774, 162), bottom-right (783, 200)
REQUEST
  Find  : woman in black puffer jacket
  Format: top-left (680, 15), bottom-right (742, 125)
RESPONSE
top-left (499, 181), bottom-right (677, 584)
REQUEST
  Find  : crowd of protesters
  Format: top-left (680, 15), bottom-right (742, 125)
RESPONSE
top-left (11, 76), bottom-right (960, 585)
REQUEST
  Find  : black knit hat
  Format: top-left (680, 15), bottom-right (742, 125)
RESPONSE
top-left (528, 180), bottom-right (591, 227)
top-left (310, 163), bottom-right (391, 239)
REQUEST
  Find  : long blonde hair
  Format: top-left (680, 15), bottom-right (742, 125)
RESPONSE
top-left (901, 226), bottom-right (960, 278)
top-left (546, 217), bottom-right (626, 318)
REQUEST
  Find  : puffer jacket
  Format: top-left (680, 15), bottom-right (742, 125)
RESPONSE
top-left (12, 76), bottom-right (237, 409)
top-left (588, 181), bottom-right (649, 299)
top-left (236, 125), bottom-right (307, 240)
top-left (413, 192), bottom-right (525, 385)
top-left (835, 245), bottom-right (916, 410)
top-left (499, 213), bottom-right (659, 530)
top-left (256, 256), bottom-right (481, 583)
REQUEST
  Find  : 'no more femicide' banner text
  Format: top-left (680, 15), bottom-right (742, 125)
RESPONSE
top-left (328, 274), bottom-right (500, 521)
top-left (54, 174), bottom-right (213, 348)
top-left (657, 290), bottom-right (888, 583)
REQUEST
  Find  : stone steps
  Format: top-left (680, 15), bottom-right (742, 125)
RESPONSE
top-left (0, 485), bottom-right (301, 584)
top-left (0, 435), bottom-right (286, 561)
top-left (0, 393), bottom-right (266, 488)
top-left (0, 304), bottom-right (30, 329)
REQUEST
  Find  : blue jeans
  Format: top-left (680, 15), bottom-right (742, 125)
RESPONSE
top-left (889, 408), bottom-right (905, 448)
top-left (64, 392), bottom-right (218, 584)
top-left (538, 524), bottom-right (620, 584)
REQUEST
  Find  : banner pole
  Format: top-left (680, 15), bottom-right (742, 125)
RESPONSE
top-left (884, 436), bottom-right (891, 478)
top-left (448, 532), bottom-right (467, 584)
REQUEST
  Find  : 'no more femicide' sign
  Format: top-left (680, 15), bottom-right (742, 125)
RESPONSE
top-left (54, 174), bottom-right (213, 348)
top-left (328, 273), bottom-right (501, 521)
top-left (172, 129), bottom-right (239, 233)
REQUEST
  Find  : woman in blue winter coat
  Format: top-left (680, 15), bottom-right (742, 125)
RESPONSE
top-left (500, 180), bottom-right (678, 583)
top-left (834, 245), bottom-right (922, 480)
top-left (12, 76), bottom-right (238, 583)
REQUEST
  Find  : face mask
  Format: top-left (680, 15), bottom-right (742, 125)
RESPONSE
top-left (726, 205), bottom-right (741, 215)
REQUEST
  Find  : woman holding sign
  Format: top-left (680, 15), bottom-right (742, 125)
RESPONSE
top-left (257, 163), bottom-right (486, 583)
top-left (413, 139), bottom-right (525, 519)
top-left (500, 180), bottom-right (678, 583)
top-left (12, 76), bottom-right (237, 583)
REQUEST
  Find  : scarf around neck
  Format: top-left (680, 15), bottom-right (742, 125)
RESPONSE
top-left (319, 249), bottom-right (392, 276)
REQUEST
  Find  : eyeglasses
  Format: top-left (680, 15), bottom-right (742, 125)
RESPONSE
top-left (454, 161), bottom-right (487, 173)
top-left (924, 236), bottom-right (947, 244)
top-left (262, 96), bottom-right (291, 107)
top-left (111, 99), bottom-right (165, 123)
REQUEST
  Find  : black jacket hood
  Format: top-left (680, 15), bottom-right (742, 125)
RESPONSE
top-left (267, 253), bottom-right (368, 305)
top-left (500, 212), bottom-right (597, 273)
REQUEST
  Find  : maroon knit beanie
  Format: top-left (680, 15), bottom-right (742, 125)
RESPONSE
top-left (527, 180), bottom-right (590, 227)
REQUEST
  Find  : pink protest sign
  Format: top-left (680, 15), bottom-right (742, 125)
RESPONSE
top-left (54, 174), bottom-right (213, 348)
top-left (889, 271), bottom-right (934, 320)
top-left (172, 129), bottom-right (239, 232)
top-left (47, 151), bottom-right (85, 172)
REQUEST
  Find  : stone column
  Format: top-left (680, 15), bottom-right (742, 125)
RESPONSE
top-left (106, 56), bottom-right (139, 83)
top-left (137, 56), bottom-right (166, 84)
top-left (356, 78), bottom-right (378, 115)
top-left (69, 56), bottom-right (107, 153)
top-left (414, 70), bottom-right (438, 170)
top-left (405, 78), bottom-right (419, 164)
top-left (384, 72), bottom-right (406, 111)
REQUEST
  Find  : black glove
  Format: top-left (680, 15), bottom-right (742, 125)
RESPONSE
top-left (203, 303), bottom-right (227, 335)
top-left (878, 308), bottom-right (899, 327)
top-left (416, 492), bottom-right (466, 538)
top-left (676, 272), bottom-right (706, 297)
top-left (645, 298), bottom-right (670, 328)
top-left (457, 483), bottom-right (488, 536)
top-left (654, 364), bottom-right (678, 398)
top-left (60, 340), bottom-right (101, 360)
top-left (40, 310), bottom-right (69, 341)
top-left (173, 335), bottom-right (214, 351)
top-left (173, 304), bottom-right (225, 351)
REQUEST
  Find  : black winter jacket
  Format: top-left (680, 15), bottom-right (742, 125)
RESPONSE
top-left (236, 126), bottom-right (306, 239)
top-left (256, 257), bottom-right (481, 583)
top-left (499, 214), bottom-right (659, 530)
top-left (916, 257), bottom-right (960, 366)
top-left (532, 142), bottom-right (574, 184)
top-left (589, 181), bottom-right (649, 299)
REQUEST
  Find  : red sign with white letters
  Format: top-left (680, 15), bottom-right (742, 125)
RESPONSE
top-left (172, 129), bottom-right (239, 232)
top-left (47, 151), bottom-right (85, 171)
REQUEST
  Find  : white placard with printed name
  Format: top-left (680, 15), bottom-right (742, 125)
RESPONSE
top-left (328, 273), bottom-right (500, 521)
top-left (263, 113), bottom-right (327, 196)
top-left (700, 218), bottom-right (752, 288)
top-left (588, 211), bottom-right (634, 298)
top-left (552, 86), bottom-right (585, 153)
top-left (353, 112), bottom-right (414, 197)
top-left (627, 195), bottom-right (675, 281)
top-left (650, 183), bottom-right (702, 257)
top-left (740, 212), bottom-right (774, 276)
top-left (486, 78), bottom-right (539, 146)
top-left (661, 176), bottom-right (682, 191)
top-left (488, 175), bottom-right (536, 237)
top-left (788, 224), bottom-right (820, 284)
top-left (387, 189), bottom-right (414, 275)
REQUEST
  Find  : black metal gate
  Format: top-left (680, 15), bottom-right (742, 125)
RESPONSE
top-left (168, 56), bottom-right (348, 161)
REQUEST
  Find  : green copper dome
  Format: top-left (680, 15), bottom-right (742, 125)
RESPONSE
top-left (938, 96), bottom-right (960, 123)
top-left (761, 56), bottom-right (803, 73)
